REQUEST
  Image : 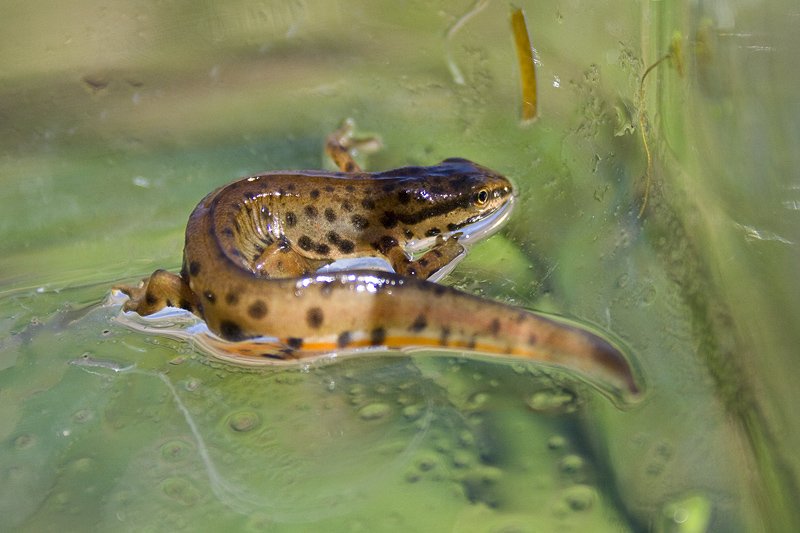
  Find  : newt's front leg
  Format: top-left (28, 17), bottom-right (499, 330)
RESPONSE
top-left (113, 269), bottom-right (201, 317)
top-left (385, 234), bottom-right (466, 279)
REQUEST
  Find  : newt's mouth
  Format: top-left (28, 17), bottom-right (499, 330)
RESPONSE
top-left (405, 194), bottom-right (516, 255)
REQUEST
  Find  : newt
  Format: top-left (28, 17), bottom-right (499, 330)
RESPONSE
top-left (115, 122), bottom-right (639, 399)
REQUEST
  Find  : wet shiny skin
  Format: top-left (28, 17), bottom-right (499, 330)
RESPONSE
top-left (115, 124), bottom-right (639, 398)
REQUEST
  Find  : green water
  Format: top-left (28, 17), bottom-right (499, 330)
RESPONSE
top-left (2, 1), bottom-right (799, 531)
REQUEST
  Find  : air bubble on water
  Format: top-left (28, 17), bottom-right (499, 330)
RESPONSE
top-left (641, 286), bottom-right (657, 305)
top-left (559, 454), bottom-right (585, 475)
top-left (72, 409), bottom-right (94, 424)
top-left (227, 411), bottom-right (261, 432)
top-left (656, 493), bottom-right (713, 533)
top-left (416, 453), bottom-right (438, 472)
top-left (183, 378), bottom-right (202, 391)
top-left (547, 435), bottom-right (566, 450)
top-left (402, 404), bottom-right (423, 420)
top-left (159, 477), bottom-right (200, 506)
top-left (160, 439), bottom-right (193, 462)
top-left (466, 391), bottom-right (489, 409)
top-left (526, 388), bottom-right (578, 413)
top-left (359, 403), bottom-right (391, 420)
top-left (562, 484), bottom-right (595, 512)
top-left (453, 450), bottom-right (472, 468)
top-left (458, 431), bottom-right (475, 447)
top-left (13, 434), bottom-right (35, 449)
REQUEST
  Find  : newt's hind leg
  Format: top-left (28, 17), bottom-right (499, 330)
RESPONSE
top-left (325, 119), bottom-right (382, 172)
top-left (252, 240), bottom-right (316, 278)
top-left (113, 270), bottom-right (201, 317)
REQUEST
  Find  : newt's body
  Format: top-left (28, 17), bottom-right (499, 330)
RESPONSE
top-left (115, 123), bottom-right (639, 398)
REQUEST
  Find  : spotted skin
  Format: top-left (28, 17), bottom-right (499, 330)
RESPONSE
top-left (114, 123), bottom-right (640, 400)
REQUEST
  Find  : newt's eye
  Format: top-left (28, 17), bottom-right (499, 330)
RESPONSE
top-left (474, 188), bottom-right (490, 206)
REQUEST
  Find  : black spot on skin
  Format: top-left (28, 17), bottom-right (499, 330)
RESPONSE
top-left (338, 240), bottom-right (355, 254)
top-left (380, 212), bottom-right (398, 229)
top-left (324, 185), bottom-right (335, 193)
top-left (337, 331), bottom-right (352, 348)
top-left (225, 292), bottom-right (240, 305)
top-left (433, 285), bottom-right (447, 297)
top-left (382, 182), bottom-right (396, 193)
top-left (410, 314), bottom-right (427, 332)
top-left (203, 291), bottom-right (216, 304)
top-left (419, 258), bottom-right (429, 267)
top-left (324, 208), bottom-right (337, 222)
top-left (287, 183), bottom-right (296, 191)
top-left (285, 212), bottom-right (297, 227)
top-left (527, 334), bottom-right (537, 346)
top-left (307, 307), bottom-right (324, 329)
top-left (298, 236), bottom-right (314, 251)
top-left (145, 292), bottom-right (157, 306)
top-left (425, 228), bottom-right (441, 237)
top-left (344, 161), bottom-right (355, 172)
top-left (361, 198), bottom-right (376, 210)
top-left (342, 201), bottom-right (353, 212)
top-left (189, 261), bottom-right (201, 277)
top-left (397, 190), bottom-right (411, 204)
top-left (346, 185), bottom-right (356, 192)
top-left (447, 223), bottom-right (459, 232)
top-left (304, 205), bottom-right (318, 218)
top-left (315, 243), bottom-right (331, 255)
top-left (248, 300), bottom-right (268, 319)
top-left (165, 299), bottom-right (173, 307)
top-left (310, 189), bottom-right (320, 199)
top-left (370, 327), bottom-right (387, 346)
top-left (327, 231), bottom-right (341, 244)
top-left (439, 327), bottom-right (451, 346)
top-left (286, 337), bottom-right (304, 350)
top-left (488, 318), bottom-right (501, 336)
top-left (351, 214), bottom-right (369, 230)
top-left (373, 235), bottom-right (399, 254)
top-left (179, 299), bottom-right (193, 311)
top-left (403, 229), bottom-right (414, 239)
top-left (220, 320), bottom-right (245, 341)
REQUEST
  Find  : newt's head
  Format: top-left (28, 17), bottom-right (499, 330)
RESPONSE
top-left (375, 157), bottom-right (515, 252)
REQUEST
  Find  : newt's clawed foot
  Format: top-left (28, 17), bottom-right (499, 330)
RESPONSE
top-left (113, 269), bottom-right (200, 317)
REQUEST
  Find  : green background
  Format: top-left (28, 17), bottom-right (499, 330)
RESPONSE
top-left (1, 0), bottom-right (798, 531)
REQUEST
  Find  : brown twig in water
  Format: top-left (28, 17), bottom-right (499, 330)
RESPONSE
top-left (511, 8), bottom-right (538, 122)
top-left (637, 33), bottom-right (684, 218)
